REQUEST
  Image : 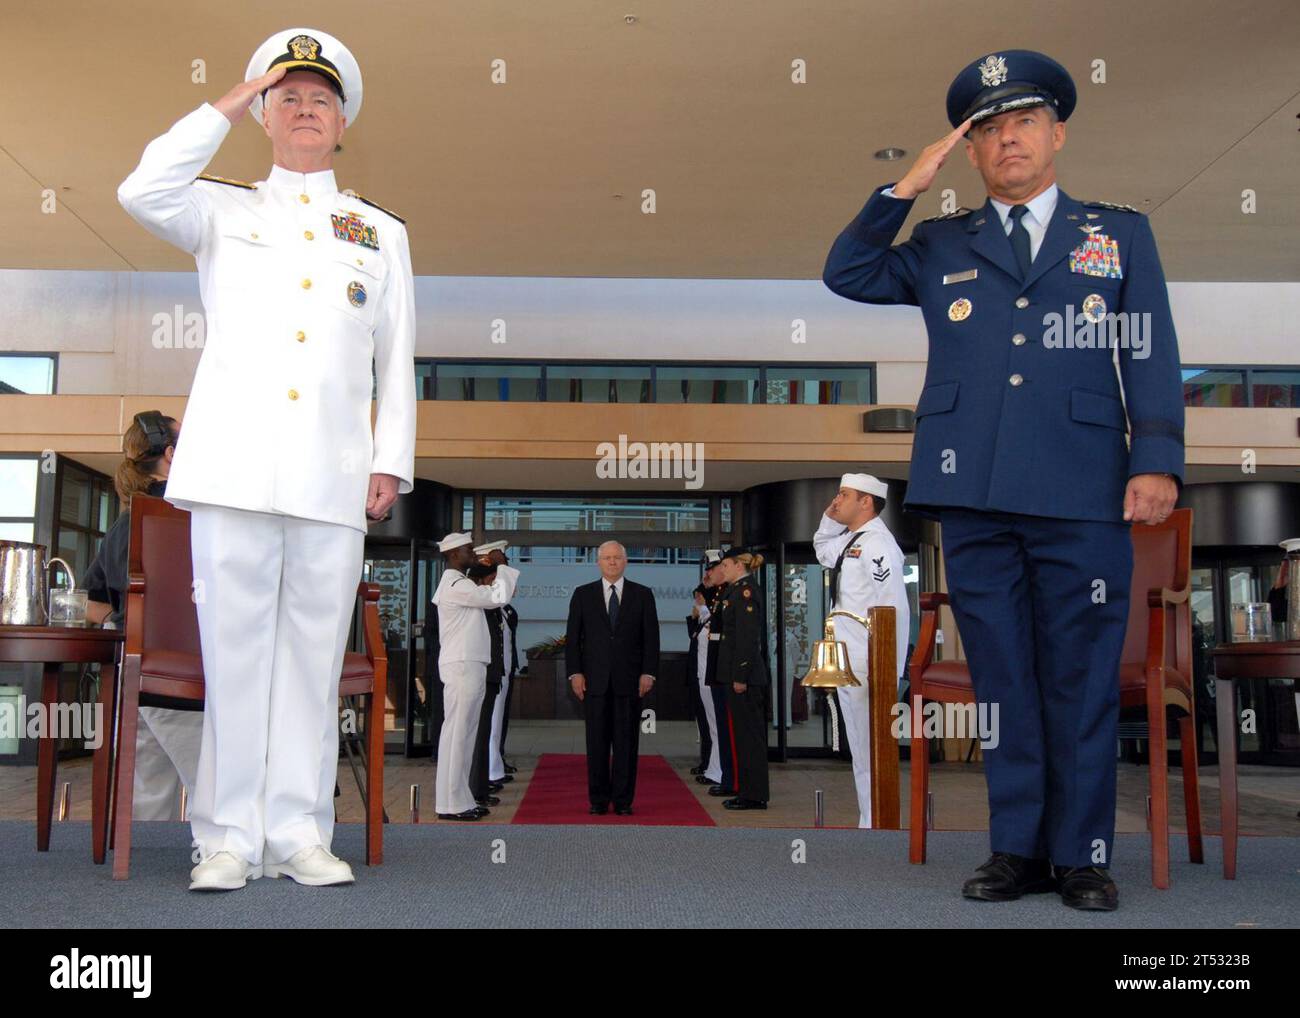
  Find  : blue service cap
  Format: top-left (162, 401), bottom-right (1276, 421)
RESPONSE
top-left (946, 50), bottom-right (1076, 129)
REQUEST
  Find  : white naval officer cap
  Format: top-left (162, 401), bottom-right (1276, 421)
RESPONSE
top-left (473, 540), bottom-right (509, 555)
top-left (702, 548), bottom-right (723, 565)
top-left (245, 28), bottom-right (363, 127)
top-left (841, 472), bottom-right (889, 500)
top-left (437, 532), bottom-right (473, 553)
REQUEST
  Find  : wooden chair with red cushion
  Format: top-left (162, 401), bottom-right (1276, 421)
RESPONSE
top-left (107, 495), bottom-right (387, 879)
top-left (907, 507), bottom-right (1202, 889)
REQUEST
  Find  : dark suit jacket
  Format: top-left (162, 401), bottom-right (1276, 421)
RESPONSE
top-left (565, 578), bottom-right (660, 696)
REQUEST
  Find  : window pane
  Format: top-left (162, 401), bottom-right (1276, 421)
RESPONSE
top-left (545, 366), bottom-right (650, 403)
top-left (0, 459), bottom-right (39, 517)
top-left (655, 366), bottom-right (758, 404)
top-left (0, 356), bottom-right (55, 394)
top-left (484, 497), bottom-right (708, 533)
top-left (765, 368), bottom-right (872, 405)
top-left (1182, 368), bottom-right (1245, 407)
top-left (0, 523), bottom-right (34, 542)
top-left (720, 497), bottom-right (733, 534)
top-left (435, 364), bottom-right (541, 401)
top-left (1250, 370), bottom-right (1300, 409)
top-left (59, 472), bottom-right (91, 527)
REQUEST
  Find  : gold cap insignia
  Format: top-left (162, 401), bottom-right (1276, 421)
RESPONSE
top-left (288, 35), bottom-right (321, 61)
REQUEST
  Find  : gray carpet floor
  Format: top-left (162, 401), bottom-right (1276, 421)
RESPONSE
top-left (3, 821), bottom-right (1295, 928)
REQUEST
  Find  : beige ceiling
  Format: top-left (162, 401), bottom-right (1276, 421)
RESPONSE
top-left (3, 0), bottom-right (1297, 281)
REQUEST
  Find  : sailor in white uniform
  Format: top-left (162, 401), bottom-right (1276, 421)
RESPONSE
top-left (813, 473), bottom-right (910, 828)
top-left (117, 28), bottom-right (415, 890)
top-left (476, 540), bottom-right (517, 784)
top-left (432, 533), bottom-right (519, 820)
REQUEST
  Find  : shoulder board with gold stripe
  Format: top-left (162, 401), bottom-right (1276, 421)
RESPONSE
top-left (194, 173), bottom-right (257, 190)
top-left (342, 188), bottom-right (405, 224)
top-left (1081, 200), bottom-right (1139, 214)
top-left (919, 207), bottom-right (972, 224)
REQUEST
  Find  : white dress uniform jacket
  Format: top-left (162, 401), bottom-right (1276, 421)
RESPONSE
top-left (433, 566), bottom-right (520, 662)
top-left (117, 102), bottom-right (415, 532)
top-left (814, 514), bottom-right (909, 679)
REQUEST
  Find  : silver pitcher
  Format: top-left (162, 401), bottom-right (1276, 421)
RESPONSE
top-left (0, 541), bottom-right (75, 626)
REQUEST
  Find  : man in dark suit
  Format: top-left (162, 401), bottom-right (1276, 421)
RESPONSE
top-left (823, 50), bottom-right (1183, 912)
top-left (565, 541), bottom-right (660, 815)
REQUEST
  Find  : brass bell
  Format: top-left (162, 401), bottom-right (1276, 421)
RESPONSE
top-left (800, 610), bottom-right (869, 689)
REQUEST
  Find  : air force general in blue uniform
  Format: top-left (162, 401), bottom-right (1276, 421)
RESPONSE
top-left (823, 50), bottom-right (1184, 911)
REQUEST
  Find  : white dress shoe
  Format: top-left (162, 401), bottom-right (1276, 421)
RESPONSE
top-left (189, 851), bottom-right (261, 892)
top-left (264, 846), bottom-right (355, 886)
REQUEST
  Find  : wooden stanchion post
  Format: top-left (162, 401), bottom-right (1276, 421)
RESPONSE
top-left (868, 605), bottom-right (900, 829)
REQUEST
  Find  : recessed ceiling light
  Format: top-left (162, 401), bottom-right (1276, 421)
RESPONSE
top-left (874, 147), bottom-right (907, 161)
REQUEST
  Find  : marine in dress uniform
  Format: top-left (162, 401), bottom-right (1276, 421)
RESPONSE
top-left (715, 549), bottom-right (770, 809)
top-left (117, 29), bottom-right (416, 890)
top-left (687, 551), bottom-right (724, 785)
top-left (476, 540), bottom-right (519, 784)
top-left (468, 563), bottom-right (506, 806)
top-left (823, 50), bottom-right (1184, 910)
top-left (812, 473), bottom-right (910, 828)
top-left (701, 554), bottom-right (736, 795)
top-left (432, 533), bottom-right (520, 820)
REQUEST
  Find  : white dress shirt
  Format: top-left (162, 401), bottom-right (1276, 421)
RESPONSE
top-left (988, 183), bottom-right (1058, 261)
top-left (602, 576), bottom-right (625, 615)
top-left (433, 565), bottom-right (520, 665)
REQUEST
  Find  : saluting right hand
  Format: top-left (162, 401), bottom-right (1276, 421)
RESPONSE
top-left (213, 65), bottom-right (287, 126)
top-left (891, 118), bottom-right (973, 199)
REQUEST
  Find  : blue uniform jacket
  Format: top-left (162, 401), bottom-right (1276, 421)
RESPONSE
top-left (823, 185), bottom-right (1185, 523)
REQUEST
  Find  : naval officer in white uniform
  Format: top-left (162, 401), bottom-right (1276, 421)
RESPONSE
top-left (432, 534), bottom-right (520, 820)
top-left (813, 474), bottom-right (910, 828)
top-left (118, 28), bottom-right (415, 890)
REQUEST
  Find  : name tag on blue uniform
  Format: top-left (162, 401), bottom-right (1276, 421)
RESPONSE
top-left (943, 269), bottom-right (979, 284)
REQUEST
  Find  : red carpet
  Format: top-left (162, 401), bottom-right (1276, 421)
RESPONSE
top-left (512, 753), bottom-right (715, 826)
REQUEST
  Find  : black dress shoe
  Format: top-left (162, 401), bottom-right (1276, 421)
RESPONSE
top-left (504, 763), bottom-right (518, 774)
top-left (689, 765), bottom-right (705, 776)
top-left (436, 810), bottom-right (482, 822)
top-left (494, 775), bottom-right (514, 785)
top-left (961, 853), bottom-right (1056, 901)
top-left (695, 775), bottom-right (716, 785)
top-left (614, 806), bottom-right (633, 816)
top-left (475, 795), bottom-right (501, 807)
top-left (487, 782), bottom-right (505, 793)
top-left (723, 798), bottom-right (768, 810)
top-left (708, 786), bottom-right (736, 797)
top-left (472, 806), bottom-right (490, 817)
top-left (1054, 866), bottom-right (1119, 911)
top-left (589, 803), bottom-right (609, 815)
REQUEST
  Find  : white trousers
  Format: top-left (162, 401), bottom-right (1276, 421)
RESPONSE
top-left (188, 503), bottom-right (364, 865)
top-left (487, 672), bottom-right (509, 782)
top-left (132, 706), bottom-right (203, 821)
top-left (436, 660), bottom-right (486, 814)
top-left (698, 673), bottom-right (721, 784)
top-left (837, 680), bottom-right (874, 829)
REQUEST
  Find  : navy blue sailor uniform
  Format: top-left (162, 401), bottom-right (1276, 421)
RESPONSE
top-left (822, 136), bottom-right (1185, 866)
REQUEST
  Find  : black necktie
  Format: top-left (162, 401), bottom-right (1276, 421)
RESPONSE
top-left (1008, 204), bottom-right (1032, 278)
top-left (607, 585), bottom-right (620, 629)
